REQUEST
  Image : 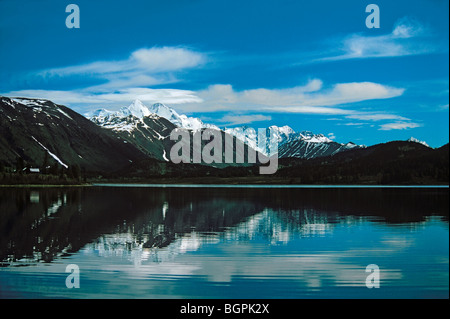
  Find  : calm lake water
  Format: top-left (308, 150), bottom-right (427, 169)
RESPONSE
top-left (0, 185), bottom-right (448, 299)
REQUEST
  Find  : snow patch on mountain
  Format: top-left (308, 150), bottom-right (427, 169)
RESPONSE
top-left (31, 136), bottom-right (68, 168)
top-left (298, 131), bottom-right (332, 143)
top-left (11, 97), bottom-right (74, 120)
top-left (12, 98), bottom-right (49, 107)
top-left (407, 137), bottom-right (430, 147)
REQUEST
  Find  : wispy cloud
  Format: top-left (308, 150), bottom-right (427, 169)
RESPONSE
top-left (318, 17), bottom-right (438, 62)
top-left (5, 88), bottom-right (203, 110)
top-left (339, 122), bottom-right (368, 126)
top-left (379, 121), bottom-right (422, 131)
top-left (346, 113), bottom-right (409, 121)
top-left (216, 114), bottom-right (272, 126)
top-left (341, 113), bottom-right (420, 130)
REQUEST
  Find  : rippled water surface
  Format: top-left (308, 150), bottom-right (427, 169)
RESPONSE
top-left (0, 186), bottom-right (448, 298)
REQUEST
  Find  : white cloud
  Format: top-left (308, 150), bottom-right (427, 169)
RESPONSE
top-left (321, 17), bottom-right (435, 61)
top-left (39, 46), bottom-right (207, 88)
top-left (378, 122), bottom-right (422, 131)
top-left (180, 81), bottom-right (404, 113)
top-left (327, 133), bottom-right (336, 140)
top-left (392, 17), bottom-right (424, 39)
top-left (130, 47), bottom-right (205, 72)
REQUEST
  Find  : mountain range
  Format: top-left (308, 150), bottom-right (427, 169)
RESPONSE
top-left (0, 95), bottom-right (448, 184)
top-left (87, 99), bottom-right (365, 159)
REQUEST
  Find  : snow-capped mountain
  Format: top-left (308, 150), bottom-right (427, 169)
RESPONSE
top-left (88, 100), bottom-right (219, 131)
top-left (278, 137), bottom-right (362, 159)
top-left (89, 100), bottom-right (261, 165)
top-left (87, 100), bottom-right (160, 129)
top-left (224, 125), bottom-right (363, 159)
top-left (0, 96), bottom-right (149, 171)
top-left (88, 101), bottom-right (177, 161)
top-left (279, 130), bottom-right (364, 159)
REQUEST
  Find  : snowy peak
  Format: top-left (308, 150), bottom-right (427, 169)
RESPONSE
top-left (407, 137), bottom-right (430, 147)
top-left (88, 100), bottom-right (219, 133)
top-left (271, 125), bottom-right (295, 137)
top-left (88, 100), bottom-right (161, 127)
top-left (90, 108), bottom-right (111, 118)
top-left (343, 142), bottom-right (359, 149)
top-left (147, 102), bottom-right (180, 122)
top-left (123, 99), bottom-right (152, 118)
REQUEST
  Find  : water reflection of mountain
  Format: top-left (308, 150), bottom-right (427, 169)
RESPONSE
top-left (0, 186), bottom-right (447, 266)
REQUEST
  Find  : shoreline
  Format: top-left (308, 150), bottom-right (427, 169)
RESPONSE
top-left (1, 175), bottom-right (448, 187)
top-left (93, 183), bottom-right (450, 188)
top-left (1, 181), bottom-right (448, 188)
top-left (0, 183), bottom-right (92, 188)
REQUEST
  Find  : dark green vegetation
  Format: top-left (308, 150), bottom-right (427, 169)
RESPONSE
top-left (97, 140), bottom-right (449, 185)
top-left (275, 141), bottom-right (449, 185)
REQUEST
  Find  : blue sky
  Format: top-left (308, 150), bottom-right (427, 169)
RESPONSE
top-left (0, 0), bottom-right (448, 147)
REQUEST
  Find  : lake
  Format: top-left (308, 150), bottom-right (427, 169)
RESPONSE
top-left (0, 185), bottom-right (448, 299)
